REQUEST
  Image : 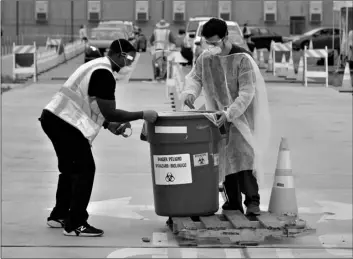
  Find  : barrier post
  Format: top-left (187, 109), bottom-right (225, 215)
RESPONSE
top-left (325, 46), bottom-right (328, 88)
top-left (272, 47), bottom-right (275, 76)
top-left (12, 42), bottom-right (16, 81)
top-left (304, 45), bottom-right (308, 87)
top-left (33, 41), bottom-right (37, 83)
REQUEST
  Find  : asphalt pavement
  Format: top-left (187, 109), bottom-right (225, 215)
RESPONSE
top-left (1, 53), bottom-right (352, 258)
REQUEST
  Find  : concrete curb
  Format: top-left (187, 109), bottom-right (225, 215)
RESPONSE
top-left (50, 77), bottom-right (156, 81)
top-left (129, 78), bottom-right (154, 82)
top-left (51, 77), bottom-right (69, 80)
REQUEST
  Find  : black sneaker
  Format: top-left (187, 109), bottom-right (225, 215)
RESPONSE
top-left (47, 217), bottom-right (65, 228)
top-left (246, 204), bottom-right (261, 216)
top-left (63, 223), bottom-right (104, 237)
top-left (222, 202), bottom-right (245, 214)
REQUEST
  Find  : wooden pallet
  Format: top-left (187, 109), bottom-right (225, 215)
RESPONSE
top-left (166, 210), bottom-right (315, 247)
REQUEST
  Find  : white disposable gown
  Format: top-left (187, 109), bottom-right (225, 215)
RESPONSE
top-left (180, 51), bottom-right (271, 187)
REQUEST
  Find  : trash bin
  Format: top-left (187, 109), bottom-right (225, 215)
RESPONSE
top-left (146, 111), bottom-right (222, 217)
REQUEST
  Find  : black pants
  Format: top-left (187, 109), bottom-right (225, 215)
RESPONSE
top-left (223, 170), bottom-right (260, 213)
top-left (39, 110), bottom-right (96, 231)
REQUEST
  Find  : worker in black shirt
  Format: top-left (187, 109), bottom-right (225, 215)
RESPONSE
top-left (39, 39), bottom-right (158, 237)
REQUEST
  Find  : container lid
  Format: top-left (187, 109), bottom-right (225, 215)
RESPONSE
top-left (157, 110), bottom-right (217, 120)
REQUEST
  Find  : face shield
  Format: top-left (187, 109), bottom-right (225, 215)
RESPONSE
top-left (108, 39), bottom-right (140, 83)
top-left (114, 52), bottom-right (140, 83)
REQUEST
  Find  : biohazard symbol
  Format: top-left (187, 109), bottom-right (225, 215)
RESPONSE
top-left (165, 173), bottom-right (175, 183)
top-left (198, 157), bottom-right (205, 165)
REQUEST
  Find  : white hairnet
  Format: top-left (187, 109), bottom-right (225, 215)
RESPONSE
top-left (181, 51), bottom-right (271, 187)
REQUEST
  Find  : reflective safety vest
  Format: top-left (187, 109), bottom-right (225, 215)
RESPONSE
top-left (45, 57), bottom-right (114, 144)
top-left (153, 28), bottom-right (170, 50)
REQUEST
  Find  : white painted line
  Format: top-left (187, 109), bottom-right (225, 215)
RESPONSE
top-left (224, 248), bottom-right (242, 258)
top-left (246, 248), bottom-right (278, 258)
top-left (276, 248), bottom-right (295, 258)
top-left (107, 248), bottom-right (168, 258)
top-left (151, 234), bottom-right (168, 259)
top-left (155, 126), bottom-right (187, 134)
top-left (180, 248), bottom-right (198, 258)
top-left (152, 248), bottom-right (168, 258)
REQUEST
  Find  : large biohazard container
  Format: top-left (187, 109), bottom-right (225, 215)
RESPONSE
top-left (146, 111), bottom-right (222, 217)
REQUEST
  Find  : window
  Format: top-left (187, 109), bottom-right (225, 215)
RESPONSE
top-left (250, 28), bottom-right (260, 36)
top-left (290, 16), bottom-right (305, 35)
top-left (35, 0), bottom-right (48, 22)
top-left (187, 21), bottom-right (200, 33)
top-left (317, 29), bottom-right (328, 36)
top-left (88, 1), bottom-right (101, 21)
top-left (259, 28), bottom-right (270, 35)
top-left (91, 30), bottom-right (127, 40)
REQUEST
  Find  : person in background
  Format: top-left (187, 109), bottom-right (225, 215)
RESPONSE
top-left (150, 19), bottom-right (176, 80)
top-left (242, 22), bottom-right (251, 42)
top-left (79, 25), bottom-right (88, 43)
top-left (181, 18), bottom-right (270, 216)
top-left (39, 39), bottom-right (158, 237)
top-left (175, 29), bottom-right (186, 49)
top-left (348, 30), bottom-right (353, 68)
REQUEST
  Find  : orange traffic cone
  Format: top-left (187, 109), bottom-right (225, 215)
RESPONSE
top-left (286, 54), bottom-right (296, 81)
top-left (266, 50), bottom-right (273, 73)
top-left (297, 57), bottom-right (304, 83)
top-left (253, 47), bottom-right (259, 65)
top-left (258, 49), bottom-right (266, 69)
top-left (309, 40), bottom-right (313, 49)
top-left (268, 137), bottom-right (298, 217)
top-left (339, 62), bottom-right (352, 93)
top-left (278, 54), bottom-right (287, 77)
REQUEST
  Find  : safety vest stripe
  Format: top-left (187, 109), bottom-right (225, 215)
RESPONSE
top-left (154, 29), bottom-right (169, 48)
top-left (68, 62), bottom-right (112, 91)
top-left (52, 62), bottom-right (112, 118)
top-left (60, 87), bottom-right (90, 112)
top-left (48, 91), bottom-right (70, 119)
top-left (51, 94), bottom-right (98, 138)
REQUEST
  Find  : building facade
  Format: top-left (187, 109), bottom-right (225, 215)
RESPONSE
top-left (0, 0), bottom-right (342, 39)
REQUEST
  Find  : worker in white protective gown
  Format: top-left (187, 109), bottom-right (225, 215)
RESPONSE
top-left (181, 18), bottom-right (271, 216)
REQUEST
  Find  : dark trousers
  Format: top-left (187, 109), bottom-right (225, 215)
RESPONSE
top-left (223, 170), bottom-right (260, 213)
top-left (39, 109), bottom-right (96, 231)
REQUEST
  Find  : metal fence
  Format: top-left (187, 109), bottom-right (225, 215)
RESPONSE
top-left (1, 19), bottom-right (88, 57)
top-left (1, 34), bottom-right (82, 56)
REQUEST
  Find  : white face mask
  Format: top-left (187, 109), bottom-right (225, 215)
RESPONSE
top-left (207, 45), bottom-right (222, 55)
top-left (108, 56), bottom-right (134, 80)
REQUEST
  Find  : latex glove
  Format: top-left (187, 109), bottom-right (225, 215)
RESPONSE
top-left (215, 111), bottom-right (227, 128)
top-left (108, 122), bottom-right (132, 137)
top-left (107, 122), bottom-right (124, 135)
top-left (116, 122), bottom-right (132, 138)
top-left (143, 110), bottom-right (158, 123)
top-left (184, 94), bottom-right (195, 109)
